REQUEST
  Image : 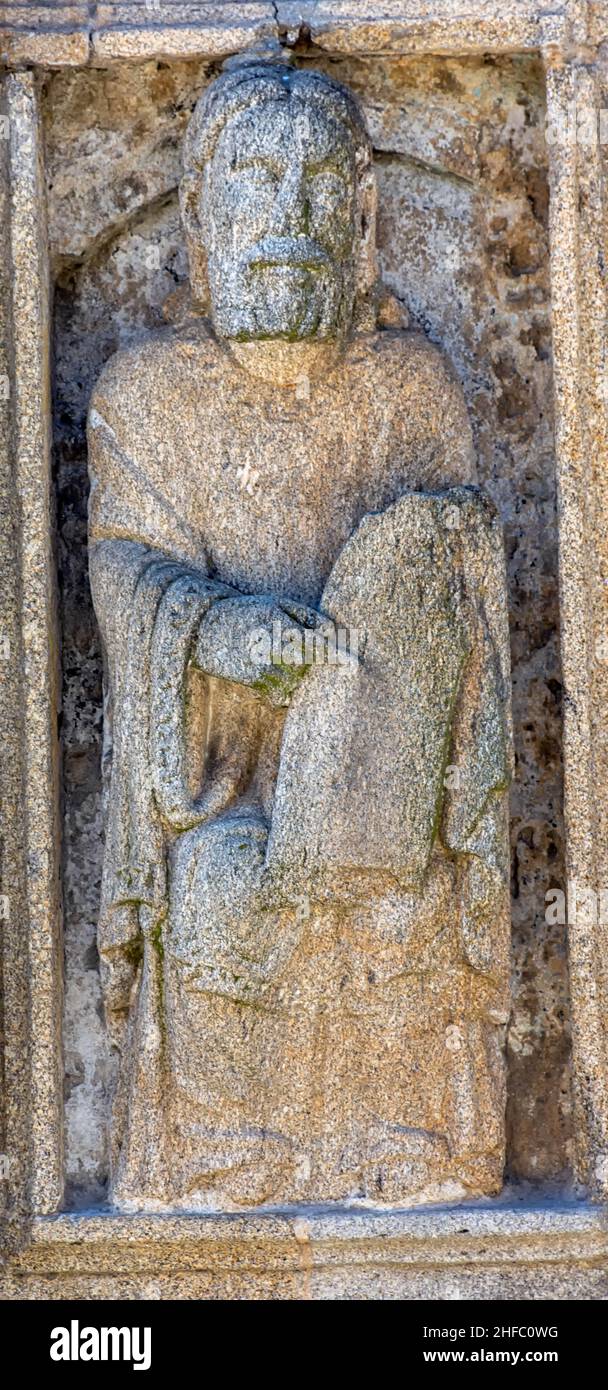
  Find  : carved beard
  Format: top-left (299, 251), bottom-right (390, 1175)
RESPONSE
top-left (207, 257), bottom-right (354, 342)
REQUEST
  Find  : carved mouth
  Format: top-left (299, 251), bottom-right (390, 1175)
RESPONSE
top-left (244, 236), bottom-right (331, 274)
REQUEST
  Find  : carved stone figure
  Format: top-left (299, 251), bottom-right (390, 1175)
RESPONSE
top-left (87, 47), bottom-right (513, 1209)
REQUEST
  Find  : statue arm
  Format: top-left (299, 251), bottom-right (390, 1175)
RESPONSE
top-left (390, 335), bottom-right (477, 491)
top-left (425, 358), bottom-right (477, 489)
top-left (88, 375), bottom-right (318, 706)
top-left (194, 594), bottom-right (325, 707)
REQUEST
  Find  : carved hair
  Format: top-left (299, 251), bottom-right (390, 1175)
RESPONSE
top-left (182, 51), bottom-right (373, 177)
top-left (180, 47), bottom-right (378, 312)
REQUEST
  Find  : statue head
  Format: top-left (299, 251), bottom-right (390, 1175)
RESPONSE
top-left (180, 49), bottom-right (377, 345)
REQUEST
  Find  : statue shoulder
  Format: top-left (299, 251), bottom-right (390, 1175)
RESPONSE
top-left (368, 327), bottom-right (467, 399)
top-left (356, 328), bottom-right (476, 485)
top-left (88, 319), bottom-right (220, 437)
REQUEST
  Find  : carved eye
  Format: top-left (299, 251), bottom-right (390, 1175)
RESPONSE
top-left (235, 164), bottom-right (278, 190)
top-left (309, 171), bottom-right (349, 211)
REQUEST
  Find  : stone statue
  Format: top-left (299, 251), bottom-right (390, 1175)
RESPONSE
top-left (87, 47), bottom-right (513, 1210)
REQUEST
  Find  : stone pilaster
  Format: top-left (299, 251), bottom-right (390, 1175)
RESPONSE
top-left (0, 71), bottom-right (63, 1223)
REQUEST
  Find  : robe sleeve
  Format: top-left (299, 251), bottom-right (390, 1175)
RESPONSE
top-left (86, 391), bottom-right (233, 1014)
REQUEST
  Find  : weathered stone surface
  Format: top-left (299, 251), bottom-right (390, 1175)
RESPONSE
top-left (0, 5), bottom-right (90, 68)
top-left (544, 52), bottom-right (608, 1197)
top-left (2, 1201), bottom-right (608, 1300)
top-left (315, 49), bottom-right (569, 1185)
top-left (48, 58), bottom-right (210, 1206)
top-left (0, 72), bottom-right (63, 1219)
top-left (0, 1), bottom-right (573, 68)
top-left (276, 0), bottom-right (564, 56)
top-left (81, 52), bottom-right (512, 1209)
top-left (42, 44), bottom-right (569, 1204)
top-left (91, 3), bottom-right (278, 64)
top-left (4, 0), bottom-right (608, 1308)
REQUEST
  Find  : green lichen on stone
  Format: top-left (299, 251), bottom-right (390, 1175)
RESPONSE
top-left (150, 919), bottom-right (164, 965)
top-left (123, 937), bottom-right (144, 969)
top-left (252, 661), bottom-right (310, 705)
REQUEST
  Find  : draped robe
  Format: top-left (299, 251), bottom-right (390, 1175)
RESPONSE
top-left (88, 317), bottom-right (512, 1207)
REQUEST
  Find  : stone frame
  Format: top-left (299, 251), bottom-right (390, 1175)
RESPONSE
top-left (1, 0), bottom-right (608, 1297)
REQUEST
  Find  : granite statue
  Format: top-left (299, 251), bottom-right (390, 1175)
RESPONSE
top-left (87, 48), bottom-right (513, 1209)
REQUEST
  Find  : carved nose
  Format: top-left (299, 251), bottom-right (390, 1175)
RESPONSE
top-left (271, 165), bottom-right (308, 237)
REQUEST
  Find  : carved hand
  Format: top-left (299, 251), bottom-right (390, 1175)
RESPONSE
top-left (194, 594), bottom-right (323, 707)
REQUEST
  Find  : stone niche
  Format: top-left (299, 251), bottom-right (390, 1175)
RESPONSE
top-left (2, 1), bottom-right (608, 1299)
top-left (54, 45), bottom-right (566, 1205)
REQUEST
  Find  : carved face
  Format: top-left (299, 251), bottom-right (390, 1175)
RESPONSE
top-left (201, 96), bottom-right (360, 342)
